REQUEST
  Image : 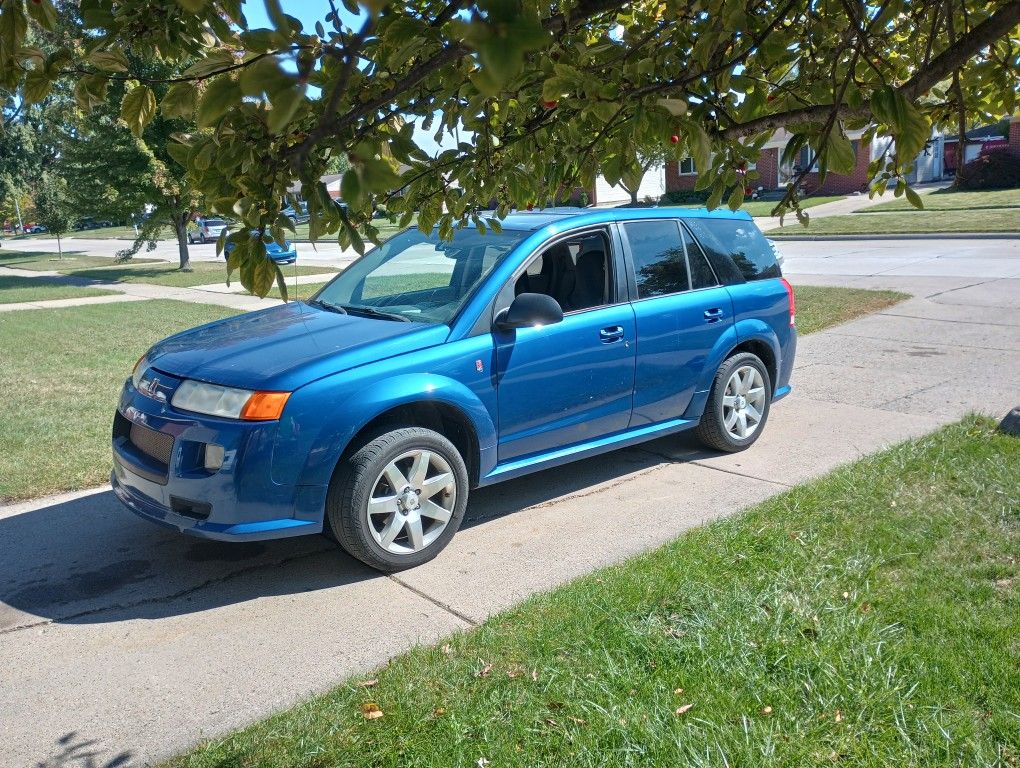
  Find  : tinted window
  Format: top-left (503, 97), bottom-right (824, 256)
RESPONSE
top-left (623, 220), bottom-right (689, 298)
top-left (682, 225), bottom-right (719, 289)
top-left (684, 218), bottom-right (780, 282)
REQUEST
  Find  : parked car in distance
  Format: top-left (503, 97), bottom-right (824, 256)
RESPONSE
top-left (281, 201), bottom-right (309, 225)
top-left (223, 233), bottom-right (298, 265)
top-left (113, 208), bottom-right (795, 573)
top-left (75, 217), bottom-right (114, 230)
top-left (187, 217), bottom-right (229, 244)
top-left (24, 224), bottom-right (47, 234)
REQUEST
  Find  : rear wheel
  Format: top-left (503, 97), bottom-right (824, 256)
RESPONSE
top-left (694, 352), bottom-right (772, 453)
top-left (326, 427), bottom-right (468, 572)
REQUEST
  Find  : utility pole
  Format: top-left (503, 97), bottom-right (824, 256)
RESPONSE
top-left (13, 192), bottom-right (24, 233)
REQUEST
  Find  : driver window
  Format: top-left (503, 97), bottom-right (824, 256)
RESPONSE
top-left (513, 230), bottom-right (612, 313)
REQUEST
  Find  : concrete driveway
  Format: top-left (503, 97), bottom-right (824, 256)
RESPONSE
top-left (2, 237), bottom-right (1018, 767)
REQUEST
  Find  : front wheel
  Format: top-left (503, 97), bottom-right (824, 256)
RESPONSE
top-left (694, 352), bottom-right (772, 453)
top-left (326, 427), bottom-right (469, 572)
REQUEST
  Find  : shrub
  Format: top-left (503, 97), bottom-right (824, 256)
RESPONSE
top-left (956, 150), bottom-right (1020, 190)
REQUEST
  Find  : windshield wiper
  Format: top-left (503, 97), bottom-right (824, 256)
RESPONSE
top-left (340, 305), bottom-right (411, 322)
top-left (308, 298), bottom-right (348, 315)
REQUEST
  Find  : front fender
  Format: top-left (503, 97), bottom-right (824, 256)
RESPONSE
top-left (682, 319), bottom-right (781, 420)
top-left (275, 372), bottom-right (497, 489)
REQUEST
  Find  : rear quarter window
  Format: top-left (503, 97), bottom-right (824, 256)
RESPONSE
top-left (683, 218), bottom-right (781, 282)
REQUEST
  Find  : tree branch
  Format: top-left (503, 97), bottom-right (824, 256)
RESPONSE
top-left (720, 0), bottom-right (1020, 140)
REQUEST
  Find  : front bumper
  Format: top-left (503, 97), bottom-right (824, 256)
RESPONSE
top-left (111, 377), bottom-right (326, 541)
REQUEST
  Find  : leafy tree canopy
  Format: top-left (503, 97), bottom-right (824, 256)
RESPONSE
top-left (1, 0), bottom-right (1018, 295)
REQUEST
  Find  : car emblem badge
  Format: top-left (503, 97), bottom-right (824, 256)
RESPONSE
top-left (475, 359), bottom-right (484, 372)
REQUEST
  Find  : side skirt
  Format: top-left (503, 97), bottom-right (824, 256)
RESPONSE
top-left (479, 417), bottom-right (699, 487)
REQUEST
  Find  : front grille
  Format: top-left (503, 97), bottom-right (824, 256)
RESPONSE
top-left (129, 421), bottom-right (174, 466)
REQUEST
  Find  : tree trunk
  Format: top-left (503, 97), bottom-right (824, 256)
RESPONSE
top-left (56, 233), bottom-right (62, 259)
top-left (173, 215), bottom-right (191, 270)
top-left (630, 189), bottom-right (639, 204)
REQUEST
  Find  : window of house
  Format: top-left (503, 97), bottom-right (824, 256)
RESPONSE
top-left (623, 220), bottom-right (690, 298)
top-left (679, 157), bottom-right (697, 175)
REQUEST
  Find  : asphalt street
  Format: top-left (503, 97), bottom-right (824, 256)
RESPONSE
top-left (1, 236), bottom-right (1018, 767)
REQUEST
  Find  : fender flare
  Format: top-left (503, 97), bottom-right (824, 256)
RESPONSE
top-left (296, 373), bottom-right (497, 487)
top-left (682, 320), bottom-right (782, 420)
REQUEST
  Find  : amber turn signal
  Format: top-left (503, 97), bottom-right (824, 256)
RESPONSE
top-left (240, 391), bottom-right (291, 421)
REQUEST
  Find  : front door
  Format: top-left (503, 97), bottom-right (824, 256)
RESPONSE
top-left (494, 229), bottom-right (636, 463)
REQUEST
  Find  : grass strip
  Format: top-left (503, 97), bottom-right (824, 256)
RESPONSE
top-left (0, 275), bottom-right (117, 304)
top-left (168, 416), bottom-right (1020, 767)
top-left (767, 208), bottom-right (1020, 236)
top-left (0, 300), bottom-right (239, 501)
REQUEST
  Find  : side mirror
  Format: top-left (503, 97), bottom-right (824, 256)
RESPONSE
top-left (495, 292), bottom-right (564, 330)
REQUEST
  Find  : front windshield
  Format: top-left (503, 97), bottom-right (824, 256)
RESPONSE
top-left (311, 226), bottom-right (528, 324)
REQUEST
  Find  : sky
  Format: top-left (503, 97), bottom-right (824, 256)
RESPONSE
top-left (243, 1), bottom-right (451, 156)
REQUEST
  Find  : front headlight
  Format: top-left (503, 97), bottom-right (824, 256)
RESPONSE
top-left (171, 380), bottom-right (291, 421)
top-left (132, 355), bottom-right (148, 389)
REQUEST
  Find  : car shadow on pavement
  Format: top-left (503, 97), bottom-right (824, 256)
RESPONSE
top-left (0, 435), bottom-right (714, 628)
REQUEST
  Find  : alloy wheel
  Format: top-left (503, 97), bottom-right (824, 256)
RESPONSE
top-left (367, 449), bottom-right (457, 555)
top-left (722, 365), bottom-right (767, 440)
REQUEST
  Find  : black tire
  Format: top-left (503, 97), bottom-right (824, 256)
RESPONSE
top-left (199, 233), bottom-right (206, 244)
top-left (187, 233), bottom-right (194, 244)
top-left (326, 427), bottom-right (469, 573)
top-left (694, 352), bottom-right (772, 453)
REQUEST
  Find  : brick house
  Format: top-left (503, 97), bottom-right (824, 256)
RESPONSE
top-left (664, 128), bottom-right (876, 196)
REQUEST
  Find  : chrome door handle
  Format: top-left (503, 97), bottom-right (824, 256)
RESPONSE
top-left (599, 326), bottom-right (625, 343)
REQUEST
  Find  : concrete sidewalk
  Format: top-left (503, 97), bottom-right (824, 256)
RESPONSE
top-left (752, 182), bottom-right (948, 230)
top-left (2, 243), bottom-right (1018, 767)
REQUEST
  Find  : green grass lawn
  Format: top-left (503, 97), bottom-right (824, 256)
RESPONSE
top-left (289, 216), bottom-right (412, 243)
top-left (56, 260), bottom-right (339, 289)
top-left (794, 285), bottom-right (907, 334)
top-left (666, 196), bottom-right (845, 217)
top-left (265, 279), bottom-right (333, 301)
top-left (861, 187), bottom-right (1020, 213)
top-left (1, 250), bottom-right (160, 270)
top-left (265, 273), bottom-right (452, 301)
top-left (0, 301), bottom-right (239, 502)
top-left (168, 416), bottom-right (1020, 767)
top-left (767, 207), bottom-right (1020, 235)
top-left (0, 275), bottom-right (118, 304)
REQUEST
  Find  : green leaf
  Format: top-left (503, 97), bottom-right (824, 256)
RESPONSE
top-left (120, 84), bottom-right (157, 137)
top-left (823, 129), bottom-right (856, 176)
top-left (182, 50), bottom-right (235, 78)
top-left (161, 81), bottom-right (198, 118)
top-left (197, 75), bottom-right (241, 128)
top-left (265, 85), bottom-right (305, 133)
top-left (341, 169), bottom-right (361, 204)
top-left (870, 86), bottom-right (930, 162)
top-left (26, 0), bottom-right (57, 31)
top-left (904, 185), bottom-right (923, 210)
top-left (175, 0), bottom-right (208, 12)
top-left (22, 68), bottom-right (52, 104)
top-left (274, 262), bottom-right (289, 302)
top-left (166, 141), bottom-right (191, 167)
top-left (88, 49), bottom-right (129, 72)
top-left (727, 183), bottom-right (744, 211)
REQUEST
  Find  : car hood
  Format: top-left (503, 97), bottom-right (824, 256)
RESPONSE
top-left (146, 302), bottom-right (449, 391)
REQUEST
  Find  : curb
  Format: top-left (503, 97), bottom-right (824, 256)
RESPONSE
top-left (766, 232), bottom-right (1020, 241)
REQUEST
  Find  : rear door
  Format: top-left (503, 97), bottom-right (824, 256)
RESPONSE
top-left (622, 219), bottom-right (734, 427)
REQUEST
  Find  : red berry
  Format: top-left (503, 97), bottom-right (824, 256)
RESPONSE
top-left (670, 134), bottom-right (679, 144)
top-left (542, 100), bottom-right (558, 109)
top-left (526, 203), bottom-right (534, 211)
top-left (766, 94), bottom-right (776, 102)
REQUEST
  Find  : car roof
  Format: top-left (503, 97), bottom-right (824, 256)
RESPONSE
top-left (497, 206), bottom-right (753, 231)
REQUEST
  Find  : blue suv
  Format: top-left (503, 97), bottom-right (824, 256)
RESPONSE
top-left (112, 208), bottom-right (796, 572)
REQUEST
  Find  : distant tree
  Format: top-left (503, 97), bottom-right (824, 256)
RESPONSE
top-left (33, 173), bottom-right (74, 257)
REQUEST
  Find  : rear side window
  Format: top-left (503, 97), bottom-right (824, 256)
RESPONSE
top-left (681, 225), bottom-right (719, 289)
top-left (683, 218), bottom-right (781, 282)
top-left (623, 220), bottom-right (689, 298)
